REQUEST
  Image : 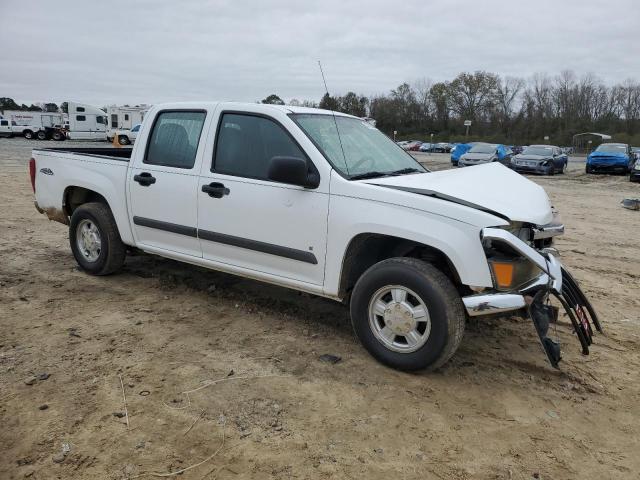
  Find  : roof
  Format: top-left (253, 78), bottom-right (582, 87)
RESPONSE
top-left (149, 101), bottom-right (358, 118)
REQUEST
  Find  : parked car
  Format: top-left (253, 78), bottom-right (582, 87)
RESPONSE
top-left (458, 143), bottom-right (513, 167)
top-left (450, 143), bottom-right (473, 166)
top-left (408, 141), bottom-right (423, 151)
top-left (401, 140), bottom-right (422, 151)
top-left (630, 153), bottom-right (640, 182)
top-left (586, 143), bottom-right (634, 174)
top-left (419, 142), bottom-right (435, 152)
top-left (30, 101), bottom-right (600, 371)
top-left (433, 142), bottom-right (452, 153)
top-left (115, 123), bottom-right (142, 145)
top-left (511, 145), bottom-right (568, 175)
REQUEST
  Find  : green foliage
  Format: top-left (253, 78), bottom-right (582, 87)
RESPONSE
top-left (261, 94), bottom-right (285, 105)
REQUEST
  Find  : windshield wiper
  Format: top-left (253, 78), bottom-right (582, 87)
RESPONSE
top-left (349, 171), bottom-right (389, 180)
top-left (387, 167), bottom-right (423, 175)
top-left (349, 167), bottom-right (424, 181)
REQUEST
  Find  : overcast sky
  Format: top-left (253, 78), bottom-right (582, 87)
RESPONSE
top-left (1, 0), bottom-right (639, 107)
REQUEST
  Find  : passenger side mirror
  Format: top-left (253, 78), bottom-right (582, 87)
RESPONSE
top-left (267, 156), bottom-right (320, 189)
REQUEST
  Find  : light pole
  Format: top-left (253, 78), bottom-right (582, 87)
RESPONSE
top-left (430, 133), bottom-right (434, 156)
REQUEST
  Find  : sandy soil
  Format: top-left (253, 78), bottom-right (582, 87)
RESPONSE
top-left (1, 139), bottom-right (639, 479)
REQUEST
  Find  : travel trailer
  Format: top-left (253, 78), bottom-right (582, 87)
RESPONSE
top-left (0, 110), bottom-right (65, 139)
top-left (66, 101), bottom-right (107, 141)
top-left (106, 105), bottom-right (150, 141)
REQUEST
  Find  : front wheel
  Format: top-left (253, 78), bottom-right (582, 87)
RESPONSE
top-left (118, 135), bottom-right (130, 145)
top-left (69, 202), bottom-right (126, 275)
top-left (36, 130), bottom-right (47, 140)
top-left (350, 258), bottom-right (465, 371)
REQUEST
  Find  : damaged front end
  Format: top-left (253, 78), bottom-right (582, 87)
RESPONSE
top-left (462, 222), bottom-right (601, 368)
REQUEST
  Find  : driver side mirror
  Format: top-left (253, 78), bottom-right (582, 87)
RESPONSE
top-left (267, 156), bottom-right (320, 189)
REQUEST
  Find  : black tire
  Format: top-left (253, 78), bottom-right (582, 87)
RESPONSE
top-left (118, 135), bottom-right (130, 145)
top-left (350, 257), bottom-right (465, 371)
top-left (585, 165), bottom-right (592, 174)
top-left (547, 164), bottom-right (555, 176)
top-left (36, 130), bottom-right (47, 140)
top-left (23, 130), bottom-right (34, 140)
top-left (52, 131), bottom-right (64, 141)
top-left (69, 202), bottom-right (126, 275)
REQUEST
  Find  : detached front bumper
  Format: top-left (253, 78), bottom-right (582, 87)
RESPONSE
top-left (461, 227), bottom-right (601, 368)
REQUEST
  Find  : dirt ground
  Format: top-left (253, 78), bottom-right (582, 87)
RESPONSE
top-left (1, 138), bottom-right (639, 479)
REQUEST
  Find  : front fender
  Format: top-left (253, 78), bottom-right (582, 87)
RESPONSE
top-left (323, 194), bottom-right (494, 297)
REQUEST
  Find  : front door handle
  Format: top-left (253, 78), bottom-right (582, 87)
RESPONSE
top-left (202, 182), bottom-right (230, 198)
top-left (133, 172), bottom-right (156, 186)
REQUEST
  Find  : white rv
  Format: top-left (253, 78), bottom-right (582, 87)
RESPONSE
top-left (66, 101), bottom-right (107, 141)
top-left (106, 105), bottom-right (149, 141)
top-left (1, 110), bottom-right (65, 139)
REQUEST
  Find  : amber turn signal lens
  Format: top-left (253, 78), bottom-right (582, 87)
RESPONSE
top-left (491, 261), bottom-right (514, 288)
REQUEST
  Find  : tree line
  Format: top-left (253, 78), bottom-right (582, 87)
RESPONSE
top-left (5, 69), bottom-right (638, 147)
top-left (264, 70), bottom-right (640, 146)
top-left (0, 97), bottom-right (69, 113)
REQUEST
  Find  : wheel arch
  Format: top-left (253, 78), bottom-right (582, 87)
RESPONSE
top-left (60, 185), bottom-right (134, 245)
top-left (63, 185), bottom-right (110, 218)
top-left (337, 232), bottom-right (467, 301)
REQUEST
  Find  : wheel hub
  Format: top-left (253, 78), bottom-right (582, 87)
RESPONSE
top-left (384, 303), bottom-right (416, 335)
top-left (76, 219), bottom-right (101, 262)
top-left (368, 285), bottom-right (432, 353)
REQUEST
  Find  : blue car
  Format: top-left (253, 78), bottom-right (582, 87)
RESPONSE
top-left (586, 143), bottom-right (634, 174)
top-left (450, 143), bottom-right (473, 166)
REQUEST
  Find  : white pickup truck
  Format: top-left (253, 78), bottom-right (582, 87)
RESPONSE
top-left (30, 102), bottom-right (601, 370)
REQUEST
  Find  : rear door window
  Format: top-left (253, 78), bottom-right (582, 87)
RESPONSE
top-left (144, 111), bottom-right (206, 169)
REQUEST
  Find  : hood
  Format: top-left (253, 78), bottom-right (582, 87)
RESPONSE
top-left (365, 163), bottom-right (553, 225)
top-left (588, 151), bottom-right (628, 161)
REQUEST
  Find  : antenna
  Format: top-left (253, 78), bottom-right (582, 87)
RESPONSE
top-left (318, 60), bottom-right (349, 176)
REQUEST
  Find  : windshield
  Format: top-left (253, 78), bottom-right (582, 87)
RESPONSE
top-left (291, 114), bottom-right (426, 178)
top-left (468, 143), bottom-right (497, 154)
top-left (595, 144), bottom-right (627, 153)
top-left (523, 146), bottom-right (553, 156)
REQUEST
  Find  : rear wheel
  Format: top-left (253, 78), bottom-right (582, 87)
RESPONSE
top-left (23, 130), bottom-right (34, 140)
top-left (350, 257), bottom-right (465, 371)
top-left (69, 202), bottom-right (126, 275)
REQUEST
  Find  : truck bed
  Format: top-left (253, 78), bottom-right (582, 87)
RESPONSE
top-left (34, 147), bottom-right (133, 161)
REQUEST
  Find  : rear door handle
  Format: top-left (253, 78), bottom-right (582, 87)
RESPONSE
top-left (133, 172), bottom-right (156, 186)
top-left (202, 182), bottom-right (230, 198)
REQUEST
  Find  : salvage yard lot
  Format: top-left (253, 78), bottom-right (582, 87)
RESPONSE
top-left (1, 138), bottom-right (639, 479)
